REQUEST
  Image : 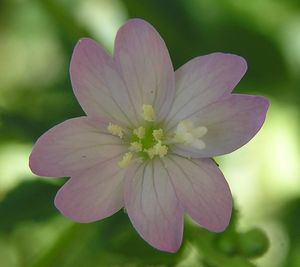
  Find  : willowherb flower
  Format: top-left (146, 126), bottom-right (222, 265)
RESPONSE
top-left (29, 19), bottom-right (269, 252)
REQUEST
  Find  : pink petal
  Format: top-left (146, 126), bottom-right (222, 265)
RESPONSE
top-left (124, 160), bottom-right (183, 252)
top-left (172, 95), bottom-right (269, 158)
top-left (162, 155), bottom-right (232, 232)
top-left (29, 117), bottom-right (126, 177)
top-left (114, 19), bottom-right (175, 122)
top-left (55, 156), bottom-right (125, 223)
top-left (70, 38), bottom-right (138, 127)
top-left (166, 53), bottom-right (247, 130)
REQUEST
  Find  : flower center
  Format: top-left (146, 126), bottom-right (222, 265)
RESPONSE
top-left (107, 104), bottom-right (208, 168)
top-left (130, 125), bottom-right (168, 159)
top-left (107, 104), bottom-right (168, 168)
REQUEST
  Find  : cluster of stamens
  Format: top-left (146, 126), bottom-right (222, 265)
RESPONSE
top-left (107, 104), bottom-right (208, 168)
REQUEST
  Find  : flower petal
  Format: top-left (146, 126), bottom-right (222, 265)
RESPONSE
top-left (172, 95), bottom-right (269, 158)
top-left (54, 156), bottom-right (125, 223)
top-left (114, 19), bottom-right (175, 122)
top-left (166, 53), bottom-right (247, 130)
top-left (70, 38), bottom-right (138, 127)
top-left (29, 117), bottom-right (126, 177)
top-left (162, 155), bottom-right (232, 232)
top-left (124, 160), bottom-right (183, 252)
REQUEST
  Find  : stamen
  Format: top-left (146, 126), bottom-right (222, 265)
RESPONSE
top-left (152, 129), bottom-right (164, 141)
top-left (142, 104), bottom-right (155, 121)
top-left (133, 126), bottom-right (145, 139)
top-left (153, 141), bottom-right (168, 158)
top-left (129, 141), bottom-right (142, 152)
top-left (146, 141), bottom-right (168, 159)
top-left (118, 152), bottom-right (133, 168)
top-left (107, 123), bottom-right (124, 138)
top-left (146, 147), bottom-right (156, 159)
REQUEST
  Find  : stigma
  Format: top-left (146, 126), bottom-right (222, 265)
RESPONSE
top-left (173, 120), bottom-right (207, 149)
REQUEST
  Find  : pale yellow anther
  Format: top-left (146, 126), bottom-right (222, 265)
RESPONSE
top-left (173, 120), bottom-right (207, 150)
top-left (146, 147), bottom-right (156, 159)
top-left (142, 104), bottom-right (155, 121)
top-left (153, 141), bottom-right (168, 158)
top-left (107, 123), bottom-right (124, 139)
top-left (146, 141), bottom-right (168, 159)
top-left (129, 141), bottom-right (142, 152)
top-left (152, 129), bottom-right (164, 141)
top-left (118, 152), bottom-right (133, 168)
top-left (133, 126), bottom-right (145, 139)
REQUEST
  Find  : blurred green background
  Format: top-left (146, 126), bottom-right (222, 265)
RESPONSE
top-left (0, 0), bottom-right (299, 266)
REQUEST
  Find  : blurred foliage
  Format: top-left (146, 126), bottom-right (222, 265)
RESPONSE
top-left (0, 181), bottom-right (58, 231)
top-left (0, 0), bottom-right (299, 266)
top-left (281, 198), bottom-right (300, 267)
top-left (0, 181), bottom-right (268, 267)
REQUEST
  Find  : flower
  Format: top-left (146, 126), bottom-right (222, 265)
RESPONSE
top-left (29, 18), bottom-right (269, 253)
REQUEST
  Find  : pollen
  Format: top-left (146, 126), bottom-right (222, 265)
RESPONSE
top-left (173, 120), bottom-right (207, 149)
top-left (107, 123), bottom-right (124, 138)
top-left (133, 126), bottom-right (145, 139)
top-left (146, 141), bottom-right (168, 159)
top-left (146, 147), bottom-right (156, 159)
top-left (118, 152), bottom-right (133, 168)
top-left (154, 141), bottom-right (168, 158)
top-left (152, 129), bottom-right (164, 141)
top-left (142, 104), bottom-right (155, 121)
top-left (129, 141), bottom-right (142, 152)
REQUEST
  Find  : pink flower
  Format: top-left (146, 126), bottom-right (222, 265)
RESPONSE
top-left (29, 19), bottom-right (269, 252)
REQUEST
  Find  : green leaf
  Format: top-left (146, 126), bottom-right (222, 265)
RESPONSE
top-left (238, 228), bottom-right (269, 258)
top-left (0, 180), bottom-right (59, 232)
